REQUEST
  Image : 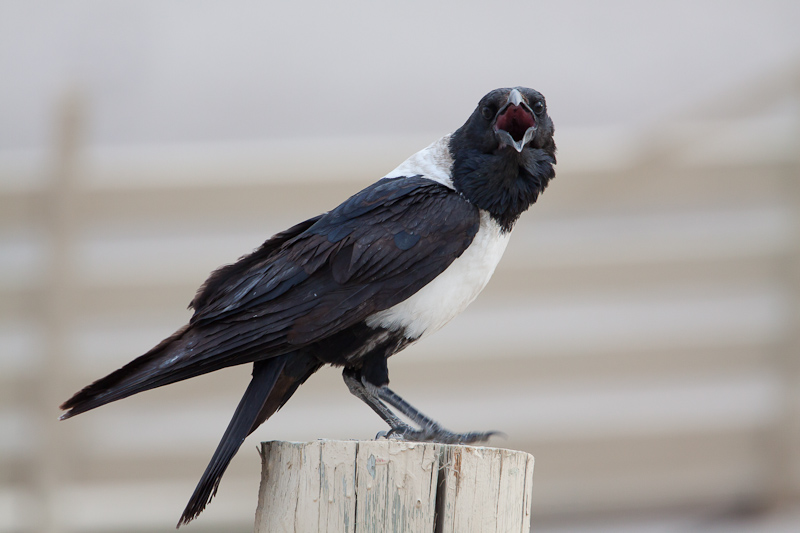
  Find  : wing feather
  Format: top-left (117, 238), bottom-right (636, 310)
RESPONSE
top-left (182, 176), bottom-right (479, 365)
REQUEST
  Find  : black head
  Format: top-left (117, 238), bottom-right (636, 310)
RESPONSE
top-left (449, 87), bottom-right (556, 231)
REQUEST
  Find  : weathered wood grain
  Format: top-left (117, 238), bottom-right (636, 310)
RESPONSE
top-left (256, 440), bottom-right (358, 533)
top-left (254, 440), bottom-right (534, 533)
top-left (436, 445), bottom-right (535, 533)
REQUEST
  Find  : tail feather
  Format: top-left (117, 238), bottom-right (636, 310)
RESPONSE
top-left (177, 356), bottom-right (287, 527)
top-left (59, 324), bottom-right (270, 420)
top-left (59, 325), bottom-right (193, 419)
top-left (60, 322), bottom-right (324, 527)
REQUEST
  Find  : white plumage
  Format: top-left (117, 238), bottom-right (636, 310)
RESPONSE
top-left (366, 210), bottom-right (510, 340)
top-left (367, 137), bottom-right (512, 340)
top-left (384, 134), bottom-right (455, 189)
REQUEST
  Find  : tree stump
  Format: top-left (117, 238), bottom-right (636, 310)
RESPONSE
top-left (254, 440), bottom-right (534, 533)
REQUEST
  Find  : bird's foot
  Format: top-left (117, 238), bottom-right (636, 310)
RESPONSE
top-left (376, 423), bottom-right (502, 445)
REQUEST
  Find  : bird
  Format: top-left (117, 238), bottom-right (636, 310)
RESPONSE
top-left (59, 86), bottom-right (556, 527)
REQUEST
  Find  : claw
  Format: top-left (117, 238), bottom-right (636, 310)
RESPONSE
top-left (379, 425), bottom-right (499, 445)
top-left (375, 423), bottom-right (417, 441)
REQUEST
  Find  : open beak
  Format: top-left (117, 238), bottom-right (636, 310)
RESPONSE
top-left (494, 88), bottom-right (537, 152)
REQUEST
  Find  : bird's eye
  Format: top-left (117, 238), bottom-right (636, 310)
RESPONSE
top-left (481, 106), bottom-right (494, 120)
top-left (532, 101), bottom-right (545, 115)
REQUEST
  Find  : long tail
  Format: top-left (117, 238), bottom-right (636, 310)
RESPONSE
top-left (177, 356), bottom-right (287, 527)
top-left (60, 325), bottom-right (197, 419)
top-left (59, 324), bottom-right (257, 420)
top-left (177, 350), bottom-right (323, 527)
top-left (59, 321), bottom-right (324, 527)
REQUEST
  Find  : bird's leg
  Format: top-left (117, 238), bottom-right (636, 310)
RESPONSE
top-left (372, 384), bottom-right (500, 444)
top-left (373, 385), bottom-right (444, 433)
top-left (342, 370), bottom-right (416, 438)
top-left (343, 370), bottom-right (499, 444)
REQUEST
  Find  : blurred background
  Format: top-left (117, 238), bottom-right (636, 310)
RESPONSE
top-left (1, 1), bottom-right (799, 532)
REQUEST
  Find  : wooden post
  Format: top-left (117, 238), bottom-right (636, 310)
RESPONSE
top-left (255, 440), bottom-right (534, 533)
top-left (36, 89), bottom-right (85, 533)
top-left (774, 69), bottom-right (800, 503)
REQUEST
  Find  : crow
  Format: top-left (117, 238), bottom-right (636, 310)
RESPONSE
top-left (59, 87), bottom-right (556, 526)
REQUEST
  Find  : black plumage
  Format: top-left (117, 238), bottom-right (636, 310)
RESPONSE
top-left (59, 87), bottom-right (556, 526)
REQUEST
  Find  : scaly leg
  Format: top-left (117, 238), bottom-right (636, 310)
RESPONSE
top-left (343, 370), bottom-right (500, 444)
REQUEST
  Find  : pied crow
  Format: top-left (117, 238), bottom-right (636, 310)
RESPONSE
top-left (59, 87), bottom-right (557, 526)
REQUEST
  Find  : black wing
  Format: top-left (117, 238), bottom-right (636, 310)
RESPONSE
top-left (185, 175), bottom-right (479, 361)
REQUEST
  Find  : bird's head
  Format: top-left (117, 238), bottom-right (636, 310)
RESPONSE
top-left (452, 87), bottom-right (555, 156)
top-left (449, 87), bottom-right (556, 232)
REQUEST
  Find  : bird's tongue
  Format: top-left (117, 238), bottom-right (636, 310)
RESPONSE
top-left (496, 105), bottom-right (535, 143)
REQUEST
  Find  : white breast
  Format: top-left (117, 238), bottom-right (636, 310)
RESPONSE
top-left (365, 211), bottom-right (511, 340)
